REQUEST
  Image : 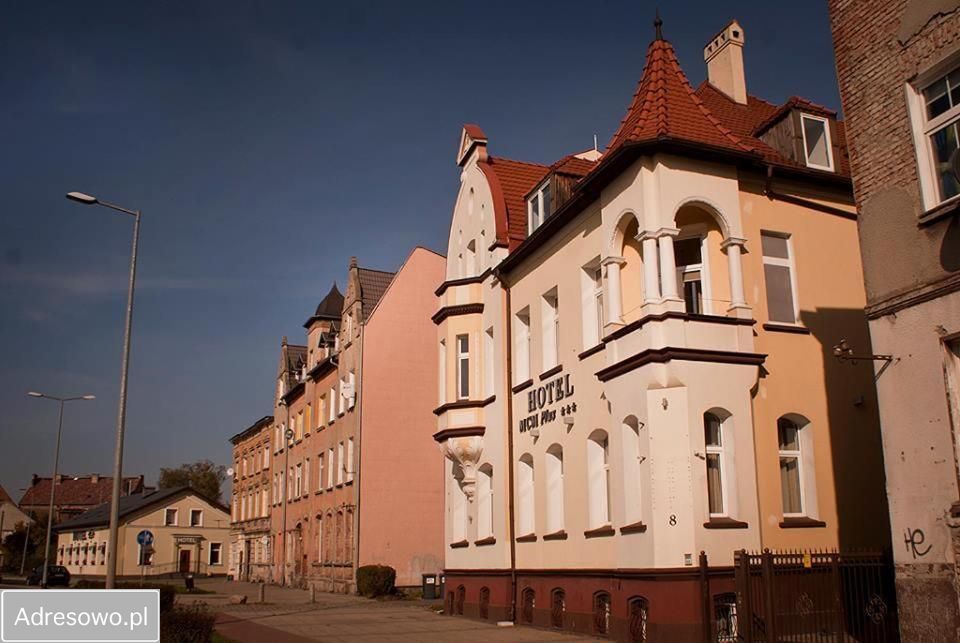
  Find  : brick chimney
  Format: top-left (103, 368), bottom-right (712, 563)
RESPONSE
top-left (54, 474), bottom-right (63, 484)
top-left (704, 20), bottom-right (747, 105)
top-left (90, 474), bottom-right (99, 484)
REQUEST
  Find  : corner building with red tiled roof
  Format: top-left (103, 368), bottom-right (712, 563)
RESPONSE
top-left (434, 19), bottom-right (893, 640)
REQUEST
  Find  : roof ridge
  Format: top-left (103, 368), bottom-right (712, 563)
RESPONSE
top-left (489, 155), bottom-right (549, 169)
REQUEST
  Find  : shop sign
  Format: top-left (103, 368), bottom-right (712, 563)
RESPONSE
top-left (517, 373), bottom-right (575, 432)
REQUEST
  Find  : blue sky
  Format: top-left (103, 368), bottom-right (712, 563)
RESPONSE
top-left (0, 1), bottom-right (840, 500)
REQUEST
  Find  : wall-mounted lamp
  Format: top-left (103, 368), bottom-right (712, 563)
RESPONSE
top-left (832, 338), bottom-right (893, 365)
top-left (529, 427), bottom-right (540, 439)
top-left (563, 416), bottom-right (575, 426)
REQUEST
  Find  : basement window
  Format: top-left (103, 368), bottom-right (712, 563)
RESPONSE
top-left (800, 114), bottom-right (834, 172)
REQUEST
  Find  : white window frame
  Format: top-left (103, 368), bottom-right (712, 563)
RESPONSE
top-left (164, 508), bottom-right (178, 527)
top-left (484, 328), bottom-right (495, 398)
top-left (674, 231), bottom-right (712, 315)
top-left (587, 430), bottom-right (611, 529)
top-left (541, 288), bottom-right (560, 372)
top-left (906, 58), bottom-right (960, 210)
top-left (799, 113), bottom-right (835, 172)
top-left (346, 437), bottom-right (355, 482)
top-left (190, 509), bottom-right (203, 527)
top-left (477, 464), bottom-right (494, 539)
top-left (295, 462), bottom-right (303, 497)
top-left (527, 180), bottom-right (551, 234)
top-left (761, 231), bottom-right (800, 325)
top-left (327, 447), bottom-right (335, 489)
top-left (545, 445), bottom-right (565, 533)
top-left (208, 542), bottom-right (223, 566)
top-left (580, 258), bottom-right (605, 349)
top-left (704, 413), bottom-right (729, 518)
top-left (439, 339), bottom-right (447, 404)
top-left (778, 418), bottom-right (807, 518)
top-left (317, 453), bottom-right (325, 492)
top-left (514, 307), bottom-right (531, 383)
top-left (329, 387), bottom-right (336, 423)
top-left (337, 442), bottom-right (345, 485)
top-left (456, 334), bottom-right (470, 400)
top-left (517, 454), bottom-right (535, 536)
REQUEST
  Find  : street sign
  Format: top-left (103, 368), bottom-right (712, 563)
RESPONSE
top-left (136, 530), bottom-right (154, 546)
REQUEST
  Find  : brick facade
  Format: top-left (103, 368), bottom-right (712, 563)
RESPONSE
top-left (829, 1), bottom-right (960, 640)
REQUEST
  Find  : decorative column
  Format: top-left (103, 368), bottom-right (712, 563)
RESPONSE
top-left (657, 228), bottom-right (681, 302)
top-left (636, 231), bottom-right (661, 304)
top-left (722, 237), bottom-right (749, 313)
top-left (439, 435), bottom-right (484, 502)
top-left (601, 256), bottom-right (626, 325)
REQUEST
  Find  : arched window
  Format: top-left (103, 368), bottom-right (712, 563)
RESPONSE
top-left (518, 454), bottom-right (535, 536)
top-left (345, 508), bottom-right (354, 564)
top-left (521, 588), bottom-right (535, 623)
top-left (714, 592), bottom-right (738, 642)
top-left (778, 415), bottom-right (815, 516)
top-left (621, 416), bottom-right (647, 525)
top-left (628, 596), bottom-right (649, 642)
top-left (456, 585), bottom-right (466, 615)
top-left (477, 464), bottom-right (494, 539)
top-left (545, 444), bottom-right (565, 533)
top-left (451, 462), bottom-right (468, 542)
top-left (704, 411), bottom-right (728, 517)
top-left (479, 586), bottom-right (490, 619)
top-left (335, 510), bottom-right (344, 563)
top-left (587, 430), bottom-right (611, 528)
top-left (551, 588), bottom-right (566, 629)
top-left (593, 591), bottom-right (611, 635)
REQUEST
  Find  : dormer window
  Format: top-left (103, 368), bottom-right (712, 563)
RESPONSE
top-left (800, 114), bottom-right (834, 172)
top-left (527, 181), bottom-right (552, 234)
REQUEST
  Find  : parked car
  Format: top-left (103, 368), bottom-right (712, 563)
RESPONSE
top-left (25, 565), bottom-right (71, 587)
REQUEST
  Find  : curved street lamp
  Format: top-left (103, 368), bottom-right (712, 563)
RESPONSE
top-left (27, 391), bottom-right (95, 587)
top-left (66, 190), bottom-right (141, 589)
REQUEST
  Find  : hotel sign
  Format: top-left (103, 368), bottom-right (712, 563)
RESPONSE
top-left (518, 373), bottom-right (576, 433)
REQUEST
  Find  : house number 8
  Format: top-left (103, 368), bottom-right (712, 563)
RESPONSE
top-left (669, 514), bottom-right (677, 526)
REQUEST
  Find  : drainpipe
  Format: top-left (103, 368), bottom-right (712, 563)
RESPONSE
top-left (501, 273), bottom-right (518, 623)
top-left (763, 165), bottom-right (855, 218)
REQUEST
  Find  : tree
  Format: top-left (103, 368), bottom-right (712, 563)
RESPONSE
top-left (158, 460), bottom-right (226, 502)
top-left (2, 521), bottom-right (45, 573)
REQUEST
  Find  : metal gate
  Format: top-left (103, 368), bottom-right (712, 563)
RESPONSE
top-left (734, 549), bottom-right (899, 642)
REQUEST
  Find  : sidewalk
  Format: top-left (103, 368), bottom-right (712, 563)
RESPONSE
top-left (184, 579), bottom-right (594, 642)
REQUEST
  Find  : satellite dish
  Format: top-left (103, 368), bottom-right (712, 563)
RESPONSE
top-left (226, 467), bottom-right (234, 477)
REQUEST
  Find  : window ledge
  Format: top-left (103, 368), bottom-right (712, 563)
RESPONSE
top-left (543, 530), bottom-right (568, 541)
top-left (703, 517), bottom-right (749, 530)
top-left (449, 540), bottom-right (469, 549)
top-left (512, 379), bottom-right (534, 394)
top-left (516, 533), bottom-right (537, 543)
top-left (345, 479), bottom-right (354, 486)
top-left (779, 517), bottom-right (826, 529)
top-left (474, 536), bottom-right (497, 547)
top-left (919, 196), bottom-right (960, 227)
top-left (619, 521), bottom-right (648, 535)
top-left (583, 525), bottom-right (615, 539)
top-left (539, 364), bottom-right (563, 380)
top-left (762, 323), bottom-right (811, 335)
top-left (578, 343), bottom-right (605, 360)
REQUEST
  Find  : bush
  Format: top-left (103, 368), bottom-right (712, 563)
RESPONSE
top-left (356, 565), bottom-right (396, 598)
top-left (161, 604), bottom-right (215, 643)
top-left (74, 580), bottom-right (176, 613)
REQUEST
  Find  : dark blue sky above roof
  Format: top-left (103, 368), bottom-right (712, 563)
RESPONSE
top-left (0, 1), bottom-right (841, 497)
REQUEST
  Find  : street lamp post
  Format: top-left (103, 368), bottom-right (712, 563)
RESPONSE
top-left (279, 403), bottom-right (293, 586)
top-left (27, 391), bottom-right (95, 587)
top-left (66, 191), bottom-right (140, 589)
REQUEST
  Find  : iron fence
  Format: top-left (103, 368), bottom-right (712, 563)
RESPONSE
top-left (734, 549), bottom-right (898, 642)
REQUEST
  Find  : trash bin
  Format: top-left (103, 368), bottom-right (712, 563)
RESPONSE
top-left (184, 574), bottom-right (194, 591)
top-left (422, 573), bottom-right (438, 600)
